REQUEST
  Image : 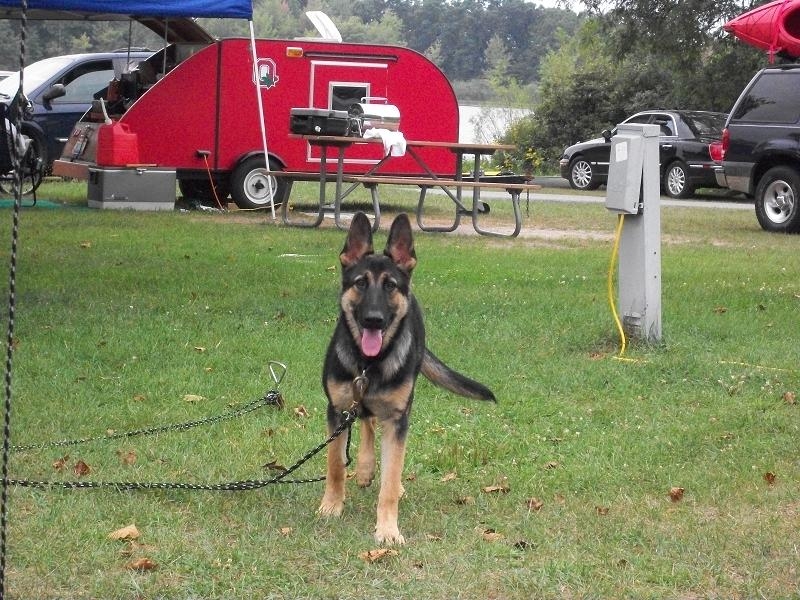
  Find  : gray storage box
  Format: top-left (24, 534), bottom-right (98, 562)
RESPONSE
top-left (88, 167), bottom-right (176, 211)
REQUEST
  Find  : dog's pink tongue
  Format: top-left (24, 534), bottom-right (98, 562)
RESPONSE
top-left (361, 329), bottom-right (383, 357)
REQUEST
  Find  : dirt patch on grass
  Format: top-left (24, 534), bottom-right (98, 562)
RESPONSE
top-left (180, 204), bottom-right (721, 247)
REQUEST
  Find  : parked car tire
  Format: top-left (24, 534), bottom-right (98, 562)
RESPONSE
top-left (230, 156), bottom-right (287, 210)
top-left (663, 160), bottom-right (694, 199)
top-left (568, 157), bottom-right (600, 191)
top-left (754, 166), bottom-right (800, 233)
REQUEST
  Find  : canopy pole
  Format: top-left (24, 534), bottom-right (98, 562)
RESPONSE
top-left (126, 19), bottom-right (132, 64)
top-left (162, 18), bottom-right (168, 75)
top-left (249, 20), bottom-right (275, 219)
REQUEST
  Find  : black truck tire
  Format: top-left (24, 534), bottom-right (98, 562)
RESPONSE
top-left (754, 166), bottom-right (800, 233)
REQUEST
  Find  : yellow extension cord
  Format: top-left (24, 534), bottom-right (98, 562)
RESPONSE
top-left (607, 213), bottom-right (627, 359)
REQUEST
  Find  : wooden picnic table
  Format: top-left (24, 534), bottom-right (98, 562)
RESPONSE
top-left (277, 135), bottom-right (539, 238)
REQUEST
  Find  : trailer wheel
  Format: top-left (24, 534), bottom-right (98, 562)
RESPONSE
top-left (230, 156), bottom-right (286, 210)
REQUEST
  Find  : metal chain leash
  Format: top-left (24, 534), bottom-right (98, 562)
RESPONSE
top-left (7, 408), bottom-right (356, 491)
top-left (7, 361), bottom-right (358, 491)
top-left (11, 390), bottom-right (284, 453)
top-left (12, 361), bottom-right (288, 453)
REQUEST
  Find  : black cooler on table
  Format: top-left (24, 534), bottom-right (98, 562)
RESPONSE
top-left (289, 108), bottom-right (350, 136)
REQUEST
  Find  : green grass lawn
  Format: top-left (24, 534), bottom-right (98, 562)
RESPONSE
top-left (0, 179), bottom-right (797, 598)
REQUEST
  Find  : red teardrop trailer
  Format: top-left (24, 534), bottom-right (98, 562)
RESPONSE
top-left (53, 27), bottom-right (462, 210)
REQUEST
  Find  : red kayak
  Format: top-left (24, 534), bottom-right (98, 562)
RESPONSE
top-left (724, 0), bottom-right (800, 60)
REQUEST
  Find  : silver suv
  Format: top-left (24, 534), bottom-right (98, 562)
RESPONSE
top-left (718, 64), bottom-right (800, 233)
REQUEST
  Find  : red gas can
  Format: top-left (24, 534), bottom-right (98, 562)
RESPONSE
top-left (96, 121), bottom-right (140, 166)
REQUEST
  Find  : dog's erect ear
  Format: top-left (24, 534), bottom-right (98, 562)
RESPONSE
top-left (340, 212), bottom-right (374, 268)
top-left (385, 213), bottom-right (417, 273)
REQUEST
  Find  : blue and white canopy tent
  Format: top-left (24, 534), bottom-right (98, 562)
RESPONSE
top-left (0, 0), bottom-right (252, 19)
top-left (0, 1), bottom-right (256, 596)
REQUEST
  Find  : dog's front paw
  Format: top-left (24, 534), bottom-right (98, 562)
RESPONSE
top-left (356, 466), bottom-right (375, 488)
top-left (374, 525), bottom-right (405, 545)
top-left (317, 496), bottom-right (344, 517)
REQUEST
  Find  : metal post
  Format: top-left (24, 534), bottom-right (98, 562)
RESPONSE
top-left (606, 123), bottom-right (662, 343)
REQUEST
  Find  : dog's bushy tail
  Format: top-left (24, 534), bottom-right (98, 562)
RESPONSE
top-left (421, 349), bottom-right (496, 401)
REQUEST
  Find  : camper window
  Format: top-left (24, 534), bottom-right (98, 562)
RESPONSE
top-left (330, 84), bottom-right (368, 111)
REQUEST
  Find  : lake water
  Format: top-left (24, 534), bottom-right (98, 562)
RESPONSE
top-left (458, 105), bottom-right (532, 144)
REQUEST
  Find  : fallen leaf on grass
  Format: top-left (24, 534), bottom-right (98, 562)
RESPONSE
top-left (132, 394), bottom-right (146, 402)
top-left (713, 306), bottom-right (727, 314)
top-left (513, 540), bottom-right (533, 550)
top-left (52, 455), bottom-right (69, 471)
top-left (544, 460), bottom-right (560, 470)
top-left (183, 394), bottom-right (205, 403)
top-left (439, 472), bottom-right (457, 483)
top-left (108, 524), bottom-right (140, 541)
top-left (526, 497), bottom-right (544, 511)
top-left (669, 487), bottom-right (685, 502)
top-left (262, 460), bottom-right (287, 473)
top-left (481, 528), bottom-right (504, 542)
top-left (79, 241), bottom-right (92, 249)
top-left (193, 346), bottom-right (206, 353)
top-left (595, 506), bottom-right (610, 516)
top-left (73, 460), bottom-right (91, 477)
top-left (293, 405), bottom-right (309, 418)
top-left (482, 484), bottom-right (510, 494)
top-left (359, 548), bottom-right (399, 563)
top-left (117, 450), bottom-right (137, 466)
top-left (454, 496), bottom-right (474, 505)
top-left (126, 557), bottom-right (157, 571)
top-left (279, 527), bottom-right (293, 536)
top-left (783, 391), bottom-right (796, 405)
top-left (764, 472), bottom-right (777, 485)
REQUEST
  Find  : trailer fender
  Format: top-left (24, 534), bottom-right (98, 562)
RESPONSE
top-left (229, 153), bottom-right (288, 210)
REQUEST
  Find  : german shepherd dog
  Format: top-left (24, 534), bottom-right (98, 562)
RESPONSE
top-left (318, 212), bottom-right (495, 545)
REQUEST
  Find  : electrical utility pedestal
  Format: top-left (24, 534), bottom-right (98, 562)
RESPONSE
top-left (604, 123), bottom-right (662, 343)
